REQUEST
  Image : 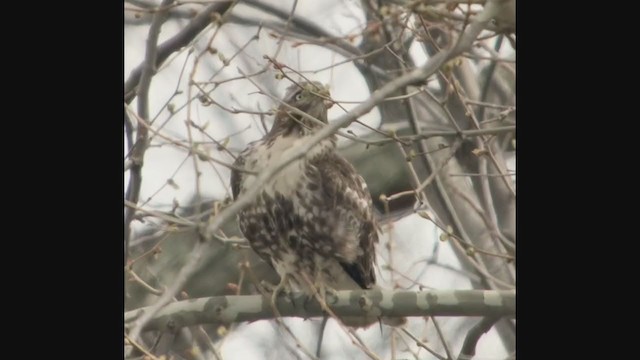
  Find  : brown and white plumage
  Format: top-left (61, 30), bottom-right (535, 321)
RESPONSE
top-left (230, 81), bottom-right (380, 326)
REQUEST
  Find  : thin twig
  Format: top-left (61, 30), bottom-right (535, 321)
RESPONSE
top-left (128, 233), bottom-right (169, 265)
top-left (270, 0), bottom-right (298, 61)
top-left (126, 268), bottom-right (164, 296)
top-left (193, 82), bottom-right (274, 116)
top-left (129, 228), bottom-right (169, 248)
top-left (462, 52), bottom-right (514, 63)
top-left (367, 126), bottom-right (514, 145)
top-left (394, 142), bottom-right (429, 205)
top-left (400, 328), bottom-right (447, 360)
top-left (207, 23), bottom-right (263, 82)
top-left (447, 233), bottom-right (514, 289)
top-left (298, 37), bottom-right (397, 74)
top-left (396, 329), bottom-right (422, 360)
top-left (193, 325), bottom-right (224, 360)
top-left (484, 146), bottom-right (516, 197)
top-left (125, 106), bottom-right (256, 174)
top-left (386, 139), bottom-right (463, 202)
top-left (125, 334), bottom-right (161, 360)
top-left (125, 199), bottom-right (196, 226)
top-left (449, 172), bottom-right (515, 177)
top-left (430, 317), bottom-right (453, 360)
top-left (463, 99), bottom-right (515, 110)
top-left (125, 0), bottom-right (175, 268)
top-left (241, 0), bottom-right (362, 58)
top-left (127, 238), bottom-right (211, 346)
top-left (125, 1), bottom-right (236, 103)
top-left (450, 73), bottom-right (516, 199)
top-left (140, 155), bottom-right (190, 208)
top-left (149, 47), bottom-right (192, 127)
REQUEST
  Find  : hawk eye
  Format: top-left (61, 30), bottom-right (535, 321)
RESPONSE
top-left (295, 92), bottom-right (304, 101)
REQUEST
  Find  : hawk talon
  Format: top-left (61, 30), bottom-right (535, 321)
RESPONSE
top-left (259, 280), bottom-right (276, 293)
top-left (313, 278), bottom-right (339, 306)
top-left (324, 287), bottom-right (339, 304)
top-left (307, 282), bottom-right (339, 312)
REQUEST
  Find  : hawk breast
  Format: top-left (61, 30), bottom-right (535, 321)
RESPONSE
top-left (231, 133), bottom-right (378, 293)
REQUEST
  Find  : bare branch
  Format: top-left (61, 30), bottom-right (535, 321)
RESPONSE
top-left (125, 106), bottom-right (256, 174)
top-left (124, 1), bottom-right (236, 103)
top-left (401, 328), bottom-right (447, 360)
top-left (127, 238), bottom-right (212, 345)
top-left (125, 0), bottom-right (175, 265)
top-left (241, 0), bottom-right (362, 57)
top-left (126, 267), bottom-right (164, 296)
top-left (125, 289), bottom-right (515, 332)
top-left (125, 199), bottom-right (195, 227)
top-left (430, 317), bottom-right (453, 360)
top-left (229, 1), bottom-right (391, 79)
top-left (125, 334), bottom-right (161, 360)
top-left (458, 316), bottom-right (501, 360)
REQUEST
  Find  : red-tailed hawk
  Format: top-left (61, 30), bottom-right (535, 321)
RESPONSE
top-left (230, 81), bottom-right (380, 327)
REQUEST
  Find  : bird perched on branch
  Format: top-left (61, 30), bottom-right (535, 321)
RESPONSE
top-left (231, 81), bottom-right (399, 327)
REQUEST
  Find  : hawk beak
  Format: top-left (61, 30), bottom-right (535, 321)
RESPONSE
top-left (318, 86), bottom-right (333, 109)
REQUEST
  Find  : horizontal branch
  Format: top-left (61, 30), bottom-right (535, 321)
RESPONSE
top-left (125, 289), bottom-right (515, 332)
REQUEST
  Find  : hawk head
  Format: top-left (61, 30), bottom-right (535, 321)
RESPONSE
top-left (270, 81), bottom-right (333, 136)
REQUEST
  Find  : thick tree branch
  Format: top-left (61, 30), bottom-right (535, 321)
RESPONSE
top-left (125, 289), bottom-right (515, 332)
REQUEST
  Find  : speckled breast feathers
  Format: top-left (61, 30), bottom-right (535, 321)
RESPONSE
top-left (230, 81), bottom-right (379, 295)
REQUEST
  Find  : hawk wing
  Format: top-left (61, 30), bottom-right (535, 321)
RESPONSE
top-left (229, 147), bottom-right (281, 269)
top-left (309, 152), bottom-right (378, 289)
top-left (231, 143), bottom-right (378, 290)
